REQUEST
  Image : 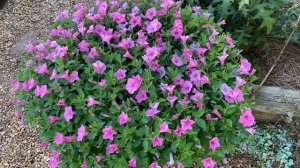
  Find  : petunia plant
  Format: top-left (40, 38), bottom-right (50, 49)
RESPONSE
top-left (14, 0), bottom-right (257, 167)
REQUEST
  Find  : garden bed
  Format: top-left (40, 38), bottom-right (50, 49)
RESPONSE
top-left (0, 0), bottom-right (299, 167)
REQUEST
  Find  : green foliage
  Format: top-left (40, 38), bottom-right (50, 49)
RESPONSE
top-left (185, 0), bottom-right (300, 52)
top-left (238, 126), bottom-right (296, 168)
top-left (14, 1), bottom-right (256, 167)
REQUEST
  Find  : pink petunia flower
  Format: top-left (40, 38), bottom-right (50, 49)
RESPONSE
top-left (126, 75), bottom-right (143, 94)
top-left (118, 38), bottom-right (135, 50)
top-left (209, 137), bottom-right (220, 151)
top-left (39, 141), bottom-right (49, 149)
top-left (110, 12), bottom-right (126, 24)
top-left (119, 112), bottom-right (130, 125)
top-left (54, 132), bottom-right (64, 145)
top-left (135, 89), bottom-right (148, 103)
top-left (174, 125), bottom-right (184, 137)
top-left (114, 69), bottom-right (127, 80)
top-left (59, 70), bottom-right (69, 80)
top-left (202, 157), bottom-right (216, 168)
top-left (218, 48), bottom-right (229, 66)
top-left (146, 19), bottom-right (162, 34)
top-left (144, 47), bottom-right (159, 61)
top-left (48, 116), bottom-right (61, 124)
top-left (177, 162), bottom-right (184, 168)
top-left (106, 144), bottom-right (118, 154)
top-left (159, 122), bottom-right (171, 133)
top-left (220, 84), bottom-right (244, 103)
top-left (50, 70), bottom-right (58, 80)
top-left (96, 155), bottom-right (104, 162)
top-left (212, 109), bottom-right (222, 119)
top-left (246, 127), bottom-right (256, 135)
top-left (239, 108), bottom-right (255, 127)
top-left (167, 95), bottom-right (178, 107)
top-left (180, 81), bottom-right (193, 94)
top-left (151, 135), bottom-right (164, 147)
top-left (236, 59), bottom-right (252, 75)
top-left (81, 160), bottom-right (88, 168)
top-left (36, 63), bottom-right (50, 74)
top-left (57, 99), bottom-right (65, 106)
top-left (149, 162), bottom-right (161, 168)
top-left (77, 125), bottom-right (88, 141)
top-left (69, 71), bottom-right (79, 83)
top-left (102, 126), bottom-right (117, 140)
top-left (34, 85), bottom-right (49, 98)
top-left (145, 7), bottom-right (157, 20)
top-left (65, 136), bottom-right (74, 142)
top-left (128, 156), bottom-right (137, 168)
top-left (93, 60), bottom-right (106, 74)
top-left (87, 47), bottom-right (99, 60)
top-left (226, 36), bottom-right (235, 48)
top-left (48, 157), bottom-right (60, 168)
top-left (130, 15), bottom-right (142, 28)
top-left (171, 54), bottom-right (183, 66)
top-left (78, 40), bottom-right (90, 52)
top-left (87, 96), bottom-right (100, 107)
top-left (146, 102), bottom-right (160, 118)
top-left (64, 106), bottom-right (75, 121)
top-left (180, 117), bottom-right (195, 132)
top-left (206, 113), bottom-right (212, 120)
top-left (98, 79), bottom-right (107, 86)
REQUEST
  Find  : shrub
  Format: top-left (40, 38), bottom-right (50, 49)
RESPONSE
top-left (14, 0), bottom-right (256, 167)
top-left (185, 0), bottom-right (300, 52)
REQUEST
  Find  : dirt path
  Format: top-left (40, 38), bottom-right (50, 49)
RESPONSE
top-left (0, 1), bottom-right (81, 167)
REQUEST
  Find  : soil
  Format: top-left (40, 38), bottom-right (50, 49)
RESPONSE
top-left (255, 38), bottom-right (300, 90)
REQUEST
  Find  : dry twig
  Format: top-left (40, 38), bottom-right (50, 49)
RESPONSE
top-left (255, 15), bottom-right (300, 92)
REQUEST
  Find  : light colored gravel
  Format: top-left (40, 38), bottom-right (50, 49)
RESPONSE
top-left (0, 0), bottom-right (86, 167)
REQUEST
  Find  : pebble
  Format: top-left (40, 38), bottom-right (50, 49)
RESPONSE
top-left (0, 0), bottom-right (88, 167)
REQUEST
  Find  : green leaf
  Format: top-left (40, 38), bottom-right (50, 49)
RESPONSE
top-left (196, 118), bottom-right (206, 129)
top-left (238, 0), bottom-right (250, 10)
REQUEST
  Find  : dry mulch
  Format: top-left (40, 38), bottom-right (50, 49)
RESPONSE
top-left (255, 38), bottom-right (300, 90)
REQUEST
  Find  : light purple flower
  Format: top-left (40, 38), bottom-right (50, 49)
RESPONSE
top-left (106, 144), bottom-right (118, 154)
top-left (145, 7), bottom-right (157, 20)
top-left (93, 60), bottom-right (106, 74)
top-left (180, 81), bottom-right (193, 94)
top-left (151, 135), bottom-right (164, 147)
top-left (118, 38), bottom-right (135, 50)
top-left (54, 132), bottom-right (64, 145)
top-left (128, 156), bottom-right (136, 168)
top-left (146, 19), bottom-right (162, 34)
top-left (159, 122), bottom-right (170, 133)
top-left (135, 89), bottom-right (148, 103)
top-left (87, 47), bottom-right (99, 60)
top-left (171, 54), bottom-right (183, 66)
top-left (102, 126), bottom-right (117, 140)
top-left (110, 12), bottom-right (126, 24)
top-left (126, 75), bottom-right (143, 94)
top-left (36, 63), bottom-right (50, 74)
top-left (77, 125), bottom-right (88, 141)
top-left (180, 117), bottom-right (195, 132)
top-left (119, 112), bottom-right (130, 125)
top-left (78, 40), bottom-right (90, 52)
top-left (64, 106), bottom-right (75, 121)
top-left (69, 71), bottom-right (79, 83)
top-left (87, 96), bottom-right (100, 107)
top-left (209, 137), bottom-right (220, 151)
top-left (114, 69), bottom-right (127, 80)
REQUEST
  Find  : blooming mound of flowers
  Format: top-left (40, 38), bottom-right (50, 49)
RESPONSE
top-left (13, 0), bottom-right (257, 167)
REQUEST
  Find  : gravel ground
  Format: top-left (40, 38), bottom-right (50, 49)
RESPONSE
top-left (0, 0), bottom-right (85, 167)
